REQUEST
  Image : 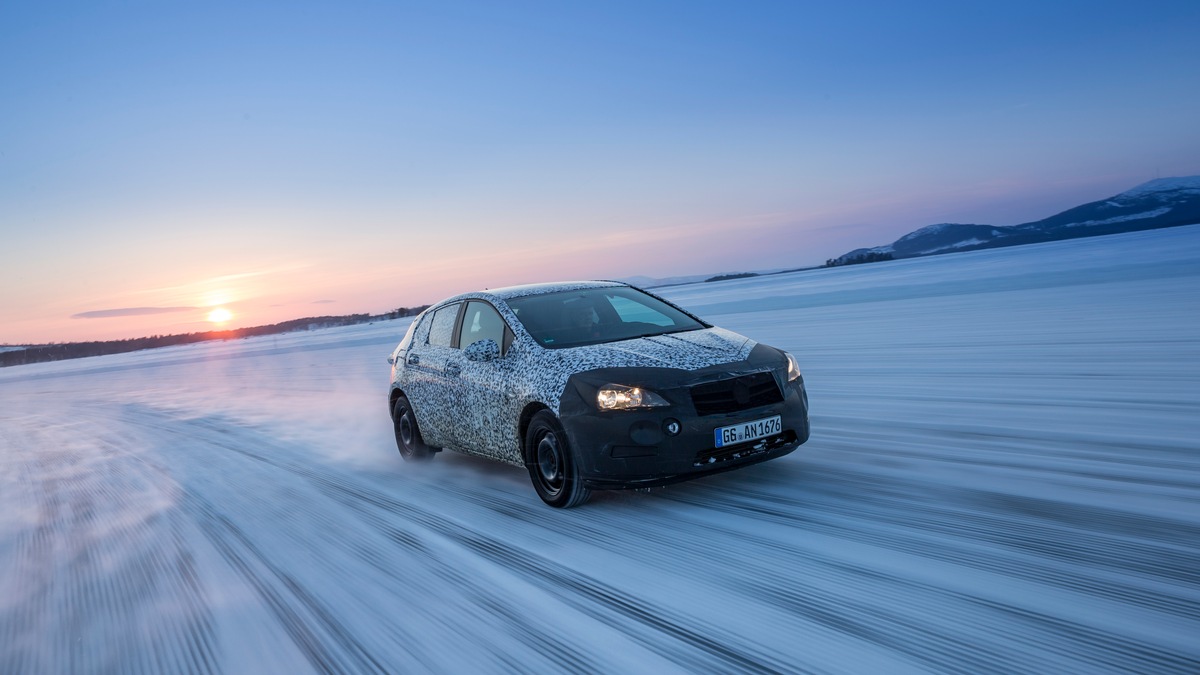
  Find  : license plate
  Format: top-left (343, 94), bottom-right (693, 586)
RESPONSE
top-left (714, 415), bottom-right (782, 448)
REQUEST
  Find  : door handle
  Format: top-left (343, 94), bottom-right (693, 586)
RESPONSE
top-left (445, 362), bottom-right (462, 377)
top-left (407, 354), bottom-right (421, 365)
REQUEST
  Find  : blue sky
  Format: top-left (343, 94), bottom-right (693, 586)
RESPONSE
top-left (2, 0), bottom-right (1198, 342)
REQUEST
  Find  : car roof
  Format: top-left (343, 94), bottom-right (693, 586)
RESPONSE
top-left (423, 281), bottom-right (633, 314)
top-left (484, 280), bottom-right (627, 301)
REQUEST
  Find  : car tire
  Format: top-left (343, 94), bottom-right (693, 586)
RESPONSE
top-left (393, 395), bottom-right (433, 461)
top-left (526, 410), bottom-right (591, 508)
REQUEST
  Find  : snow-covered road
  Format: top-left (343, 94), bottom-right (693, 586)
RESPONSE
top-left (3, 226), bottom-right (1199, 673)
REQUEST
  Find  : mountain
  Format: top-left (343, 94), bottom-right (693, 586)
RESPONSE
top-left (832, 176), bottom-right (1200, 264)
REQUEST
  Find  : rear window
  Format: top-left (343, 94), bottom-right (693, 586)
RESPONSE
top-left (427, 303), bottom-right (460, 347)
top-left (507, 286), bottom-right (706, 349)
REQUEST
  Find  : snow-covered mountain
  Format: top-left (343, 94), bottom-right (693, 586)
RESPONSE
top-left (833, 175), bottom-right (1200, 264)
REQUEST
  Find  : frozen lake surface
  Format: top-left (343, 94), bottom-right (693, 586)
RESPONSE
top-left (3, 226), bottom-right (1199, 673)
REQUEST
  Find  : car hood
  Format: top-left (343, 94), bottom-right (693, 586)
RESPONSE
top-left (567, 327), bottom-right (756, 371)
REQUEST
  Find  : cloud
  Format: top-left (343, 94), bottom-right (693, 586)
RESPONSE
top-left (71, 306), bottom-right (196, 319)
top-left (312, 299), bottom-right (337, 304)
top-left (138, 264), bottom-right (313, 297)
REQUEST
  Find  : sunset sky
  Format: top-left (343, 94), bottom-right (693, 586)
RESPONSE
top-left (3, 1), bottom-right (1199, 344)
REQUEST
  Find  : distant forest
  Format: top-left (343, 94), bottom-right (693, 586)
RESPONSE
top-left (0, 305), bottom-right (429, 368)
top-left (704, 272), bottom-right (760, 282)
top-left (822, 251), bottom-right (895, 267)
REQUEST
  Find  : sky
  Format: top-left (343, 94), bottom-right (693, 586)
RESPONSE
top-left (3, 0), bottom-right (1199, 344)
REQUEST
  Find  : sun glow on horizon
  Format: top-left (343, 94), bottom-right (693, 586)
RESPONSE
top-left (206, 307), bottom-right (233, 324)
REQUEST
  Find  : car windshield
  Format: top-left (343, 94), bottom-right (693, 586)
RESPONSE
top-left (506, 286), bottom-right (707, 349)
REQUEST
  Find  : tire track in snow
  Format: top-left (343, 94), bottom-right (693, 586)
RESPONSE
top-left (141, 409), bottom-right (795, 674)
top-left (114, 405), bottom-right (658, 674)
top-left (0, 410), bottom-right (219, 675)
top-left (308, 474), bottom-right (794, 674)
top-left (178, 492), bottom-right (390, 675)
top-left (114, 401), bottom-right (1200, 673)
top-left (647, 469), bottom-right (1200, 672)
top-left (5, 382), bottom-right (1198, 673)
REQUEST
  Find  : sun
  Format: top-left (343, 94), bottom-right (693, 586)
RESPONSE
top-left (206, 307), bottom-right (233, 324)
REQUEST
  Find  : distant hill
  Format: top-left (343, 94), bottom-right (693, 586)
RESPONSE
top-left (831, 176), bottom-right (1200, 264)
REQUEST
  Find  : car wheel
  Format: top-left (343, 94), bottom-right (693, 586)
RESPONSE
top-left (526, 410), bottom-right (590, 508)
top-left (393, 395), bottom-right (433, 461)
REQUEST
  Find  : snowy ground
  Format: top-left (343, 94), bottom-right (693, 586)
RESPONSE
top-left (2, 226), bottom-right (1199, 674)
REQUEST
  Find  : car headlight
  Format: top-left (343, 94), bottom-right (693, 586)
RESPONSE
top-left (784, 351), bottom-right (802, 382)
top-left (596, 384), bottom-right (670, 410)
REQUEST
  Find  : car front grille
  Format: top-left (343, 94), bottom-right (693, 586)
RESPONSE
top-left (689, 371), bottom-right (783, 416)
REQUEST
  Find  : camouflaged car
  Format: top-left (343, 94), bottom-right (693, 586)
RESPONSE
top-left (387, 281), bottom-right (810, 507)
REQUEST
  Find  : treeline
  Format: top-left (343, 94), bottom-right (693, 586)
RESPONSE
top-left (823, 251), bottom-right (894, 267)
top-left (705, 272), bottom-right (760, 283)
top-left (0, 305), bottom-right (429, 368)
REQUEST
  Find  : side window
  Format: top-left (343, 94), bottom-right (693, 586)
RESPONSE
top-left (458, 301), bottom-right (508, 353)
top-left (427, 303), bottom-right (461, 348)
top-left (608, 295), bottom-right (674, 326)
top-left (412, 313), bottom-right (433, 345)
top-left (397, 315), bottom-right (421, 350)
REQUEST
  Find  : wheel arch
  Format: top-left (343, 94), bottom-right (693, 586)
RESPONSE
top-left (517, 401), bottom-right (551, 463)
top-left (388, 386), bottom-right (407, 421)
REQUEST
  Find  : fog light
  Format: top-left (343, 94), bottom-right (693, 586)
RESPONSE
top-left (664, 419), bottom-right (681, 436)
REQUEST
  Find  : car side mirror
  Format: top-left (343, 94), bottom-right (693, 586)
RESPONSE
top-left (387, 355), bottom-right (395, 365)
top-left (464, 338), bottom-right (501, 362)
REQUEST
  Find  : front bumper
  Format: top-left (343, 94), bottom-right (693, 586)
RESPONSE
top-left (559, 366), bottom-right (810, 490)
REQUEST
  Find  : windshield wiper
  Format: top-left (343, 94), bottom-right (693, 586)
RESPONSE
top-left (623, 327), bottom-right (702, 341)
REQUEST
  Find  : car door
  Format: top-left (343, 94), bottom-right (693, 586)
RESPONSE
top-left (444, 300), bottom-right (521, 462)
top-left (402, 301), bottom-right (463, 448)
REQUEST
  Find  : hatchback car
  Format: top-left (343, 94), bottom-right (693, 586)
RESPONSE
top-left (387, 281), bottom-right (809, 507)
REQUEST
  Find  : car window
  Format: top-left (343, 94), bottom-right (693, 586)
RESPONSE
top-left (411, 312), bottom-right (433, 345)
top-left (507, 286), bottom-right (707, 349)
top-left (458, 301), bottom-right (508, 353)
top-left (397, 315), bottom-right (421, 350)
top-left (427, 303), bottom-right (460, 348)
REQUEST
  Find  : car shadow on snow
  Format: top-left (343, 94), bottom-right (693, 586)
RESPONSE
top-left (396, 447), bottom-right (816, 512)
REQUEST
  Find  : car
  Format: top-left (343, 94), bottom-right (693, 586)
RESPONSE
top-left (386, 280), bottom-right (810, 507)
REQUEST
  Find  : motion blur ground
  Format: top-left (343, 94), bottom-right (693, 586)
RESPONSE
top-left (2, 226), bottom-right (1199, 672)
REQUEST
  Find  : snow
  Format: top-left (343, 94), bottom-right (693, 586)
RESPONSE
top-left (1066, 206), bottom-right (1172, 227)
top-left (1118, 176), bottom-right (1200, 199)
top-left (3, 226), bottom-right (1200, 673)
top-left (895, 222), bottom-right (956, 242)
top-left (927, 237), bottom-right (987, 252)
